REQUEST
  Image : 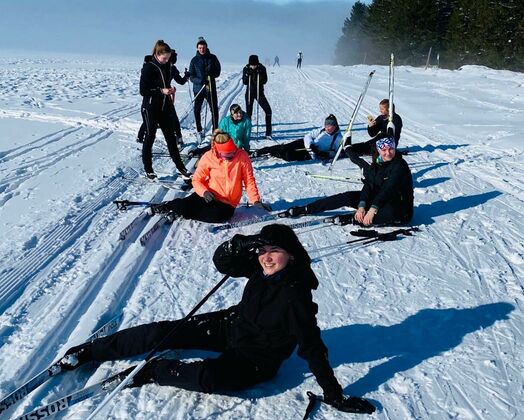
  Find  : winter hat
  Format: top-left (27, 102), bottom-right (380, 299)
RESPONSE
top-left (259, 224), bottom-right (311, 265)
top-left (196, 37), bottom-right (208, 48)
top-left (376, 137), bottom-right (396, 151)
top-left (248, 55), bottom-right (259, 65)
top-left (324, 114), bottom-right (338, 127)
top-left (213, 130), bottom-right (237, 155)
top-left (230, 103), bottom-right (242, 115)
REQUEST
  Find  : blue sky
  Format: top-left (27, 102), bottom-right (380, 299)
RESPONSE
top-left (0, 0), bottom-right (360, 65)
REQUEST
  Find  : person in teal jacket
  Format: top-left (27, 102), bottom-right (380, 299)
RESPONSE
top-left (219, 103), bottom-right (252, 151)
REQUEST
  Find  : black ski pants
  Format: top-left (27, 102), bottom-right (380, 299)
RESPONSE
top-left (194, 85), bottom-right (219, 133)
top-left (141, 107), bottom-right (186, 175)
top-left (304, 191), bottom-right (411, 225)
top-left (137, 110), bottom-right (182, 143)
top-left (170, 192), bottom-right (235, 223)
top-left (245, 92), bottom-right (272, 137)
top-left (256, 139), bottom-right (311, 161)
top-left (90, 310), bottom-right (278, 393)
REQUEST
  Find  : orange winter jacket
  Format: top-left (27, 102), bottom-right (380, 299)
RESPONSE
top-left (192, 148), bottom-right (261, 207)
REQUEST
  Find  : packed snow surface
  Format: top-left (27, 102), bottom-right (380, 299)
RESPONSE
top-left (0, 55), bottom-right (523, 419)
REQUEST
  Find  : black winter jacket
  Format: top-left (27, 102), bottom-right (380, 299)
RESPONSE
top-left (189, 50), bottom-right (221, 94)
top-left (212, 242), bottom-right (343, 398)
top-left (242, 64), bottom-right (268, 96)
top-left (140, 55), bottom-right (177, 113)
top-left (359, 154), bottom-right (413, 219)
top-left (368, 112), bottom-right (403, 144)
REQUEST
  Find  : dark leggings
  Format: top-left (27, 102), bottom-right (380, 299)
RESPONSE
top-left (194, 86), bottom-right (219, 132)
top-left (137, 109), bottom-right (182, 142)
top-left (245, 93), bottom-right (272, 137)
top-left (91, 310), bottom-right (277, 393)
top-left (304, 191), bottom-right (411, 225)
top-left (255, 139), bottom-right (311, 161)
top-left (170, 193), bottom-right (235, 223)
top-left (141, 107), bottom-right (186, 174)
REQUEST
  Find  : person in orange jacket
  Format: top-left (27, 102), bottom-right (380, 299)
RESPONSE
top-left (151, 130), bottom-right (271, 223)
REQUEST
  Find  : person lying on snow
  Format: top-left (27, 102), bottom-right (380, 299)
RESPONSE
top-left (59, 224), bottom-right (375, 414)
top-left (283, 137), bottom-right (413, 226)
top-left (150, 129), bottom-right (271, 223)
top-left (250, 114), bottom-right (343, 161)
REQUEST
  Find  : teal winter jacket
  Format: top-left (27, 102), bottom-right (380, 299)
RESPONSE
top-left (219, 113), bottom-right (252, 151)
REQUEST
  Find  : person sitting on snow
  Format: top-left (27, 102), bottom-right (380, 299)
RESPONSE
top-left (350, 99), bottom-right (403, 155)
top-left (58, 224), bottom-right (375, 415)
top-left (149, 129), bottom-right (270, 223)
top-left (251, 114), bottom-right (343, 161)
top-left (283, 137), bottom-right (413, 226)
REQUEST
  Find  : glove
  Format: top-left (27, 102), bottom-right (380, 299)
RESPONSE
top-left (203, 191), bottom-right (215, 203)
top-left (184, 70), bottom-right (190, 80)
top-left (253, 201), bottom-right (272, 212)
top-left (229, 234), bottom-right (268, 255)
top-left (342, 131), bottom-right (352, 145)
top-left (334, 213), bottom-right (355, 226)
top-left (324, 395), bottom-right (376, 414)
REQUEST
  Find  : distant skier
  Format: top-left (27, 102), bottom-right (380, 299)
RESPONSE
top-left (251, 114), bottom-right (342, 161)
top-left (242, 55), bottom-right (272, 140)
top-left (284, 137), bottom-right (413, 226)
top-left (273, 55), bottom-right (280, 67)
top-left (139, 40), bottom-right (189, 179)
top-left (149, 130), bottom-right (270, 222)
top-left (297, 51), bottom-right (303, 69)
top-left (137, 49), bottom-right (189, 145)
top-left (59, 224), bottom-right (375, 415)
top-left (350, 99), bottom-right (403, 155)
top-left (189, 37), bottom-right (221, 140)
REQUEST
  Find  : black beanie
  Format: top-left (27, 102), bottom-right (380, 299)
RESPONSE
top-left (230, 103), bottom-right (242, 114)
top-left (248, 55), bottom-right (259, 65)
top-left (196, 37), bottom-right (208, 48)
top-left (259, 224), bottom-right (311, 265)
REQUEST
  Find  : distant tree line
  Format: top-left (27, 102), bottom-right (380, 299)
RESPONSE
top-left (334, 0), bottom-right (524, 72)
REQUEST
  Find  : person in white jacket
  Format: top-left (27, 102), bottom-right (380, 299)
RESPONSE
top-left (250, 114), bottom-right (342, 161)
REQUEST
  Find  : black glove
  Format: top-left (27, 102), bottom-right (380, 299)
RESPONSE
top-left (229, 234), bottom-right (268, 255)
top-left (150, 201), bottom-right (174, 215)
top-left (203, 191), bottom-right (215, 203)
top-left (246, 67), bottom-right (254, 75)
top-left (253, 201), bottom-right (272, 211)
top-left (184, 70), bottom-right (190, 80)
top-left (334, 213), bottom-right (355, 226)
top-left (204, 63), bottom-right (211, 75)
top-left (324, 395), bottom-right (376, 414)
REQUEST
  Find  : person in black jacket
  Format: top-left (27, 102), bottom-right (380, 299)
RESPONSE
top-left (284, 137), bottom-right (413, 226)
top-left (189, 37), bottom-right (221, 139)
top-left (351, 99), bottom-right (403, 155)
top-left (137, 49), bottom-right (190, 145)
top-left (243, 55), bottom-right (272, 139)
top-left (58, 224), bottom-right (375, 415)
top-left (139, 40), bottom-right (190, 179)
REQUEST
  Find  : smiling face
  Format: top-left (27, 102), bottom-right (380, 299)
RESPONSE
top-left (257, 245), bottom-right (291, 276)
top-left (197, 44), bottom-right (207, 55)
top-left (378, 146), bottom-right (396, 162)
top-left (379, 103), bottom-right (389, 116)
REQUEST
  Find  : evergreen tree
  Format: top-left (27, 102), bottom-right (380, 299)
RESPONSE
top-left (334, 2), bottom-right (370, 65)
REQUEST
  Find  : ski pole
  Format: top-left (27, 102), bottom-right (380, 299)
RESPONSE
top-left (387, 53), bottom-right (395, 137)
top-left (186, 68), bottom-right (193, 102)
top-left (191, 84), bottom-right (206, 105)
top-left (329, 70), bottom-right (375, 171)
top-left (208, 75), bottom-right (216, 130)
top-left (256, 73), bottom-right (260, 140)
top-left (113, 200), bottom-right (156, 211)
top-left (86, 274), bottom-right (231, 420)
top-left (303, 391), bottom-right (322, 419)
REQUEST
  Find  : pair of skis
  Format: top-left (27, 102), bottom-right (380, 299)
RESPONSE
top-left (0, 313), bottom-right (123, 417)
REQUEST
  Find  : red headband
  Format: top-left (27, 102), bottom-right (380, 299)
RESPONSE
top-left (214, 138), bottom-right (237, 153)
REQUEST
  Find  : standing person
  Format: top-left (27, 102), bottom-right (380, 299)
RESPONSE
top-left (189, 37), bottom-right (221, 140)
top-left (242, 55), bottom-right (272, 140)
top-left (297, 51), bottom-right (303, 69)
top-left (350, 99), bottom-right (403, 155)
top-left (273, 55), bottom-right (280, 67)
top-left (251, 114), bottom-right (342, 161)
top-left (149, 130), bottom-right (270, 223)
top-left (284, 137), bottom-right (413, 226)
top-left (137, 49), bottom-right (190, 145)
top-left (139, 40), bottom-right (189, 179)
top-left (59, 224), bottom-right (375, 415)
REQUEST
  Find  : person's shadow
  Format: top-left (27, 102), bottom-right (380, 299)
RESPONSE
top-left (238, 302), bottom-right (513, 401)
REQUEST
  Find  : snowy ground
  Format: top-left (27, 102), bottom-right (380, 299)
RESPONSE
top-left (0, 55), bottom-right (523, 420)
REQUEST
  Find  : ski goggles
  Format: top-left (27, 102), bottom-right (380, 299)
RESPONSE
top-left (376, 137), bottom-right (396, 151)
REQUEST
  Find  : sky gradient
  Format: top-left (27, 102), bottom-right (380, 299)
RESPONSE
top-left (0, 0), bottom-right (357, 65)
